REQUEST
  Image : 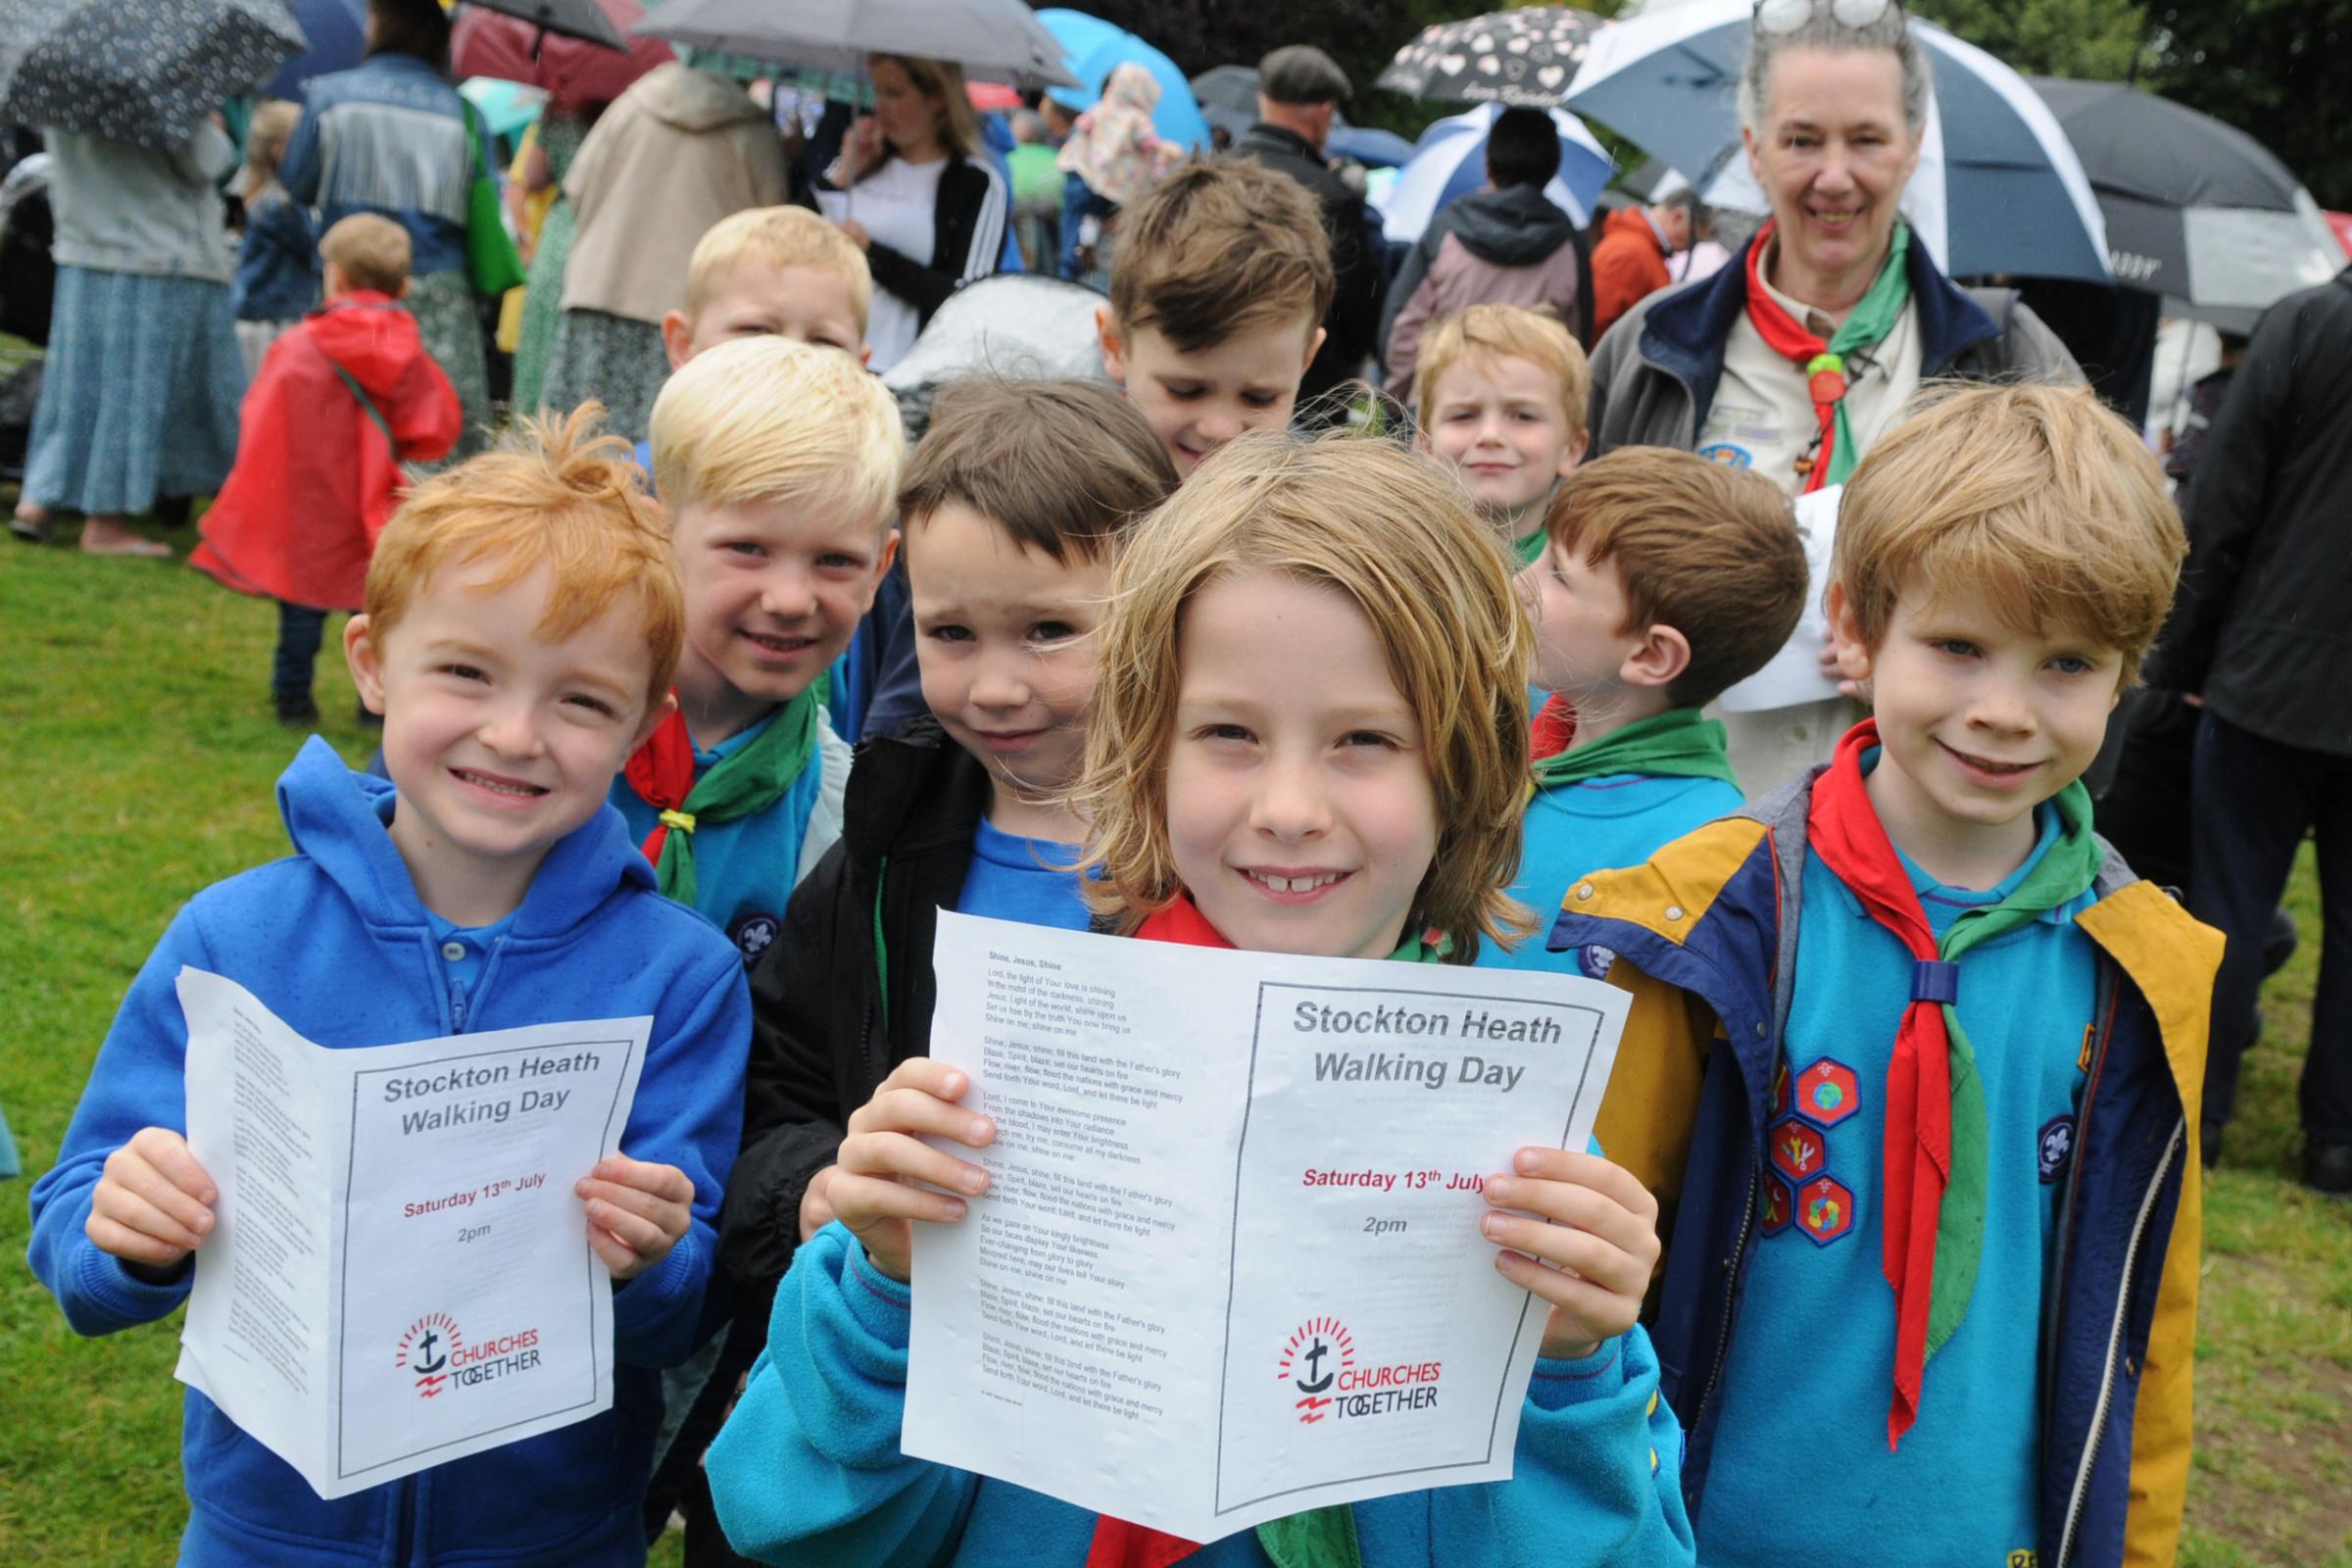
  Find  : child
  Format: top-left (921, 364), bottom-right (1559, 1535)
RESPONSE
top-left (193, 214), bottom-right (463, 726)
top-left (1478, 446), bottom-right (1806, 972)
top-left (678, 378), bottom-right (1179, 1567)
top-left (1414, 303), bottom-right (1591, 566)
top-left (1096, 159), bottom-right (1333, 477)
top-left (228, 99), bottom-right (318, 379)
top-left (27, 411), bottom-right (753, 1566)
top-left (1547, 385), bottom-right (2218, 1568)
top-left (704, 431), bottom-right (1696, 1567)
top-left (612, 334), bottom-right (903, 964)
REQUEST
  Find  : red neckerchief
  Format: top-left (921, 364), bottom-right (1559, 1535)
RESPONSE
top-left (1803, 717), bottom-right (1948, 1448)
top-left (1529, 693), bottom-right (1579, 761)
top-left (1741, 220), bottom-right (1844, 495)
top-left (619, 702), bottom-right (695, 864)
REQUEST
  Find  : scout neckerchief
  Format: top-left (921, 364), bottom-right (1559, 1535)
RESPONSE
top-left (1511, 520), bottom-right (1547, 569)
top-left (1803, 718), bottom-right (2101, 1448)
top-left (1743, 218), bottom-right (1914, 494)
top-left (620, 683), bottom-right (822, 906)
top-left (1087, 897), bottom-right (1444, 1568)
top-left (1528, 698), bottom-right (1739, 795)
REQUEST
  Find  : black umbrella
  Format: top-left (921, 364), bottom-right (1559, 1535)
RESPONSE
top-left (461, 0), bottom-right (628, 51)
top-left (1375, 7), bottom-right (1604, 109)
top-left (2031, 76), bottom-right (2344, 326)
top-left (0, 0), bottom-right (307, 152)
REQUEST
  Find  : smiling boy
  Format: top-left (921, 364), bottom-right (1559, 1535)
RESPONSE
top-left (1416, 304), bottom-right (1591, 565)
top-left (1549, 386), bottom-right (2220, 1568)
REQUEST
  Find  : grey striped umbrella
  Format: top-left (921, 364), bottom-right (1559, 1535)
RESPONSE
top-left (0, 0), bottom-right (307, 152)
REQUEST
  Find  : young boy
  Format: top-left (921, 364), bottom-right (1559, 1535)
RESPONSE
top-left (678, 379), bottom-right (1180, 1566)
top-left (27, 411), bottom-right (753, 1566)
top-left (1415, 303), bottom-right (1592, 566)
top-left (1548, 386), bottom-right (2219, 1568)
top-left (193, 213), bottom-right (463, 725)
top-left (612, 334), bottom-right (904, 965)
top-left (1478, 446), bottom-right (1805, 972)
top-left (1095, 158), bottom-right (1333, 477)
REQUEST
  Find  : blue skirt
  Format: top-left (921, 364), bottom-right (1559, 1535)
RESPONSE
top-left (23, 265), bottom-right (244, 515)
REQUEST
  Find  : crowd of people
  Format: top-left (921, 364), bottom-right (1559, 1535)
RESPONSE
top-left (11, 0), bottom-right (2352, 1564)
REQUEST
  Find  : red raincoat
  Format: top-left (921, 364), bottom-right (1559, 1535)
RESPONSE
top-left (193, 292), bottom-right (462, 611)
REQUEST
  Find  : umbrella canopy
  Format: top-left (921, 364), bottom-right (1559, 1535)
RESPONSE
top-left (260, 0), bottom-right (366, 102)
top-left (459, 0), bottom-right (627, 50)
top-left (1376, 7), bottom-right (1604, 108)
top-left (1565, 0), bottom-right (2110, 284)
top-left (1037, 10), bottom-right (1207, 151)
top-left (634, 0), bottom-right (1079, 88)
top-left (1189, 63), bottom-right (1260, 142)
top-left (2030, 75), bottom-right (2344, 323)
top-left (0, 0), bottom-right (308, 152)
top-left (454, 0), bottom-right (673, 105)
top-left (1327, 124), bottom-right (1415, 170)
top-left (881, 272), bottom-right (1108, 436)
top-left (1379, 101), bottom-right (1613, 241)
top-left (460, 75), bottom-right (548, 139)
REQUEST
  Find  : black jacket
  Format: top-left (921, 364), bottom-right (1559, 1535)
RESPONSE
top-left (852, 150), bottom-right (1007, 326)
top-left (1233, 122), bottom-right (1387, 416)
top-left (2148, 269), bottom-right (2352, 757)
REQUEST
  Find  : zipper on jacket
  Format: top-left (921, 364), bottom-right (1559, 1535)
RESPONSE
top-left (2042, 967), bottom-right (2123, 1388)
top-left (2054, 1118), bottom-right (2182, 1568)
top-left (1697, 1146), bottom-right (1762, 1435)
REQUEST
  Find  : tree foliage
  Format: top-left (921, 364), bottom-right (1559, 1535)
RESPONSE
top-left (1908, 0), bottom-right (2151, 81)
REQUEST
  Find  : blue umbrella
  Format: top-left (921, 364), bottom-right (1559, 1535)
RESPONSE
top-left (260, 0), bottom-right (365, 102)
top-left (1036, 9), bottom-right (1208, 152)
top-left (1327, 124), bottom-right (1415, 171)
top-left (1379, 103), bottom-right (1614, 242)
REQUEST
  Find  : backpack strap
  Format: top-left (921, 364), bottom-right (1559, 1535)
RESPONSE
top-left (303, 321), bottom-right (398, 454)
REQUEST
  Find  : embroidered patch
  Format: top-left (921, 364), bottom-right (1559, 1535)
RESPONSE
top-left (1760, 1176), bottom-right (1793, 1238)
top-left (730, 911), bottom-right (781, 965)
top-left (1579, 944), bottom-right (1617, 981)
top-left (1768, 1115), bottom-right (1827, 1183)
top-left (2037, 1114), bottom-right (2076, 1184)
top-left (1794, 1175), bottom-right (1856, 1246)
top-left (2008, 1551), bottom-right (2038, 1568)
top-left (1770, 1057), bottom-right (1791, 1120)
top-left (1695, 441), bottom-right (1753, 468)
top-left (1792, 1055), bottom-right (1860, 1128)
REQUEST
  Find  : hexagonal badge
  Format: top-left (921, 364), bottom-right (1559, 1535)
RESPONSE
top-left (1770, 1056), bottom-right (1791, 1119)
top-left (1768, 1115), bottom-right (1828, 1183)
top-left (1794, 1175), bottom-right (1857, 1247)
top-left (1792, 1055), bottom-right (1861, 1129)
top-left (1760, 1176), bottom-right (1793, 1238)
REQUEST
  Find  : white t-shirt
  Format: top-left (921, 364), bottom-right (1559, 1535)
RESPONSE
top-left (818, 154), bottom-right (947, 371)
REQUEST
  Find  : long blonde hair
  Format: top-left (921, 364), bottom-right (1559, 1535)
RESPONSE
top-left (1074, 430), bottom-right (1538, 959)
top-left (871, 53), bottom-right (984, 161)
top-left (243, 100), bottom-right (301, 203)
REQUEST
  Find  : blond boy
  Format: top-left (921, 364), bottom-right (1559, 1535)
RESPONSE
top-left (1095, 159), bottom-right (1334, 476)
top-left (28, 411), bottom-right (753, 1565)
top-left (662, 205), bottom-right (874, 370)
top-left (612, 335), bottom-right (903, 964)
top-left (1548, 385), bottom-right (2219, 1568)
top-left (1415, 303), bottom-right (1592, 565)
top-left (1478, 447), bottom-right (1803, 971)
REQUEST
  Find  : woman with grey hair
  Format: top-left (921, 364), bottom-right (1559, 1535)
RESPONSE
top-left (1583, 0), bottom-right (2077, 791)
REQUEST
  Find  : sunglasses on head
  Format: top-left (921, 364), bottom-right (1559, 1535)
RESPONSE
top-left (1753, 0), bottom-right (1901, 33)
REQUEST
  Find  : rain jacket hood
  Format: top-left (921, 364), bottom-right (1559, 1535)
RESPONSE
top-left (639, 60), bottom-right (775, 133)
top-left (1447, 181), bottom-right (1582, 267)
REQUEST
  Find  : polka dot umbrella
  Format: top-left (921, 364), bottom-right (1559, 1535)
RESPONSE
top-left (1375, 6), bottom-right (1605, 109)
top-left (0, 0), bottom-right (308, 152)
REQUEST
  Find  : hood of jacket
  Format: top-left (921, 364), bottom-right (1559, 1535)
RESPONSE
top-left (303, 292), bottom-right (432, 400)
top-left (275, 734), bottom-right (655, 941)
top-left (1599, 205), bottom-right (1663, 255)
top-left (634, 60), bottom-right (768, 133)
top-left (1441, 183), bottom-right (1580, 268)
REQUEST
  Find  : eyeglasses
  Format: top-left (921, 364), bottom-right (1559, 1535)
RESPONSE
top-left (1753, 0), bottom-right (1900, 34)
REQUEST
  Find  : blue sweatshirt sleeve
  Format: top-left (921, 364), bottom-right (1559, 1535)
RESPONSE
top-left (26, 906), bottom-right (217, 1337)
top-left (611, 949), bottom-right (751, 1369)
top-left (707, 1222), bottom-right (978, 1567)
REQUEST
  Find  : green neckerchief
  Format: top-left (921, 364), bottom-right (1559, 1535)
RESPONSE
top-left (1816, 220), bottom-right (1912, 489)
top-left (1530, 706), bottom-right (1739, 795)
top-left (651, 684), bottom-right (821, 907)
top-left (1511, 520), bottom-right (1547, 568)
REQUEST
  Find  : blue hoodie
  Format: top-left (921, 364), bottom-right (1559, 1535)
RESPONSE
top-left (27, 737), bottom-right (752, 1567)
top-left (706, 1223), bottom-right (1696, 1567)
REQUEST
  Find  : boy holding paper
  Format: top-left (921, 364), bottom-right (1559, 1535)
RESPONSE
top-left (26, 411), bottom-right (751, 1567)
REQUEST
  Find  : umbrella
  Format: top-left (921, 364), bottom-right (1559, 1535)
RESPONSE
top-left (1037, 9), bottom-right (1208, 151)
top-left (2030, 76), bottom-right (2345, 327)
top-left (0, 0), bottom-right (308, 152)
top-left (1376, 7), bottom-right (1605, 108)
top-left (260, 0), bottom-right (366, 102)
top-left (881, 272), bottom-right (1107, 437)
top-left (1565, 0), bottom-right (2111, 284)
top-left (453, 0), bottom-right (673, 106)
top-left (1327, 124), bottom-right (1415, 170)
top-left (2329, 212), bottom-right (2352, 261)
top-left (460, 76), bottom-right (548, 140)
top-left (1379, 102), bottom-right (1613, 241)
top-left (634, 0), bottom-right (1079, 89)
top-left (459, 0), bottom-right (628, 51)
top-left (1188, 64), bottom-right (1391, 160)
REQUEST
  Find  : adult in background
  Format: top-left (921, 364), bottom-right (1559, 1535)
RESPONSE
top-left (282, 0), bottom-right (491, 457)
top-left (505, 102), bottom-right (605, 415)
top-left (1233, 46), bottom-right (1385, 419)
top-left (817, 54), bottom-right (1006, 373)
top-left (1585, 0), bottom-right (2074, 795)
top-left (1380, 106), bottom-right (1592, 397)
top-left (1591, 192), bottom-right (1691, 343)
top-left (2146, 267), bottom-right (2352, 1195)
top-left (8, 119), bottom-right (242, 558)
top-left (543, 57), bottom-right (785, 440)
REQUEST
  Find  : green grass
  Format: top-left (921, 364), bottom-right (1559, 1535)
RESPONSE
top-left (2, 520), bottom-right (2347, 1562)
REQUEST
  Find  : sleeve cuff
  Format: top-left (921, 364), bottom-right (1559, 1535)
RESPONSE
top-left (1527, 1338), bottom-right (1627, 1411)
top-left (79, 1243), bottom-right (195, 1324)
top-left (835, 1225), bottom-right (915, 1350)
